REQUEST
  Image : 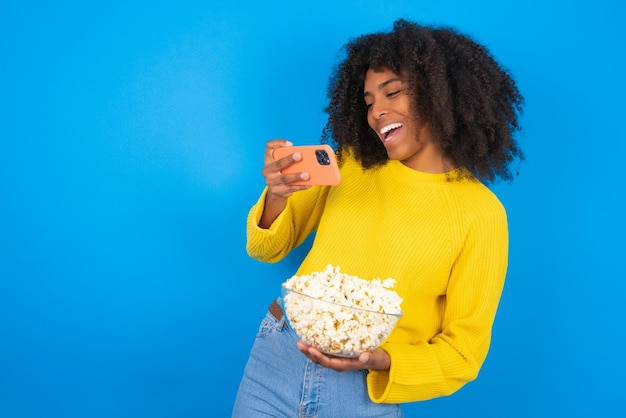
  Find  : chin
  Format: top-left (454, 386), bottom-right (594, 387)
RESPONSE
top-left (383, 146), bottom-right (403, 161)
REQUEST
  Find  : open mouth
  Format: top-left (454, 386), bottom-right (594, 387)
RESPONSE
top-left (380, 122), bottom-right (403, 142)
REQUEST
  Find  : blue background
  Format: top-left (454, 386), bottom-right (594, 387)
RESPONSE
top-left (1, 1), bottom-right (624, 417)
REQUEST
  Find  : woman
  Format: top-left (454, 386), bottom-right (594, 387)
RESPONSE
top-left (233, 18), bottom-right (524, 417)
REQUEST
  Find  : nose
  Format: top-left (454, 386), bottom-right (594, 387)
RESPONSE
top-left (371, 102), bottom-right (388, 119)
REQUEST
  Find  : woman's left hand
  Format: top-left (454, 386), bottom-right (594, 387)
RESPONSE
top-left (296, 341), bottom-right (391, 372)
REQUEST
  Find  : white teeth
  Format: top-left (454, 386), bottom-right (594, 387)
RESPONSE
top-left (380, 122), bottom-right (403, 135)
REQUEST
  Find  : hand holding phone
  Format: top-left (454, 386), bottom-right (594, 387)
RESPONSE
top-left (272, 144), bottom-right (341, 186)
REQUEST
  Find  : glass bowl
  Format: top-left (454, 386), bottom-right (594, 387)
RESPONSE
top-left (281, 285), bottom-right (402, 357)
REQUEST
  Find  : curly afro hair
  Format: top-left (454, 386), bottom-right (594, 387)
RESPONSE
top-left (321, 19), bottom-right (524, 184)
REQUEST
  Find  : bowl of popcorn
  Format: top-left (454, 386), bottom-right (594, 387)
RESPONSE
top-left (281, 265), bottom-right (403, 357)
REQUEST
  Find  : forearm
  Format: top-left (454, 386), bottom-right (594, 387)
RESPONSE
top-left (246, 186), bottom-right (328, 262)
top-left (258, 191), bottom-right (288, 229)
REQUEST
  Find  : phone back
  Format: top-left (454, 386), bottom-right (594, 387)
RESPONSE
top-left (272, 144), bottom-right (341, 186)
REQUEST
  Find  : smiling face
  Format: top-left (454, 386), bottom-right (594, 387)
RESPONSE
top-left (363, 68), bottom-right (449, 173)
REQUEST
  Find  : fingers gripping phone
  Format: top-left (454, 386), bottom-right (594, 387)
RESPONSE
top-left (272, 144), bottom-right (341, 186)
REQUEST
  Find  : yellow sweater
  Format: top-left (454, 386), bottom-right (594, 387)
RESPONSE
top-left (246, 153), bottom-right (508, 404)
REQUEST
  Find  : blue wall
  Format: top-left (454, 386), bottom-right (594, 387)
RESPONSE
top-left (1, 1), bottom-right (624, 416)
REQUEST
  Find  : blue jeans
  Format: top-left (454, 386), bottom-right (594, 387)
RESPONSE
top-left (232, 300), bottom-right (403, 417)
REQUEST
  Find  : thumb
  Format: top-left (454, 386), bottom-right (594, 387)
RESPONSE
top-left (359, 348), bottom-right (390, 371)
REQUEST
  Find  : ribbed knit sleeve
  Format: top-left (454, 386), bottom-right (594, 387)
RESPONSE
top-left (246, 185), bottom-right (330, 263)
top-left (367, 184), bottom-right (509, 403)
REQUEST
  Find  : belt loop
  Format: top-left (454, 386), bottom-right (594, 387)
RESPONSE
top-left (269, 298), bottom-right (289, 329)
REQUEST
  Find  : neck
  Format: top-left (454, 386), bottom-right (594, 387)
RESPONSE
top-left (401, 143), bottom-right (454, 173)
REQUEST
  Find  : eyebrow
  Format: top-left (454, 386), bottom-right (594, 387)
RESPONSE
top-left (363, 77), bottom-right (403, 97)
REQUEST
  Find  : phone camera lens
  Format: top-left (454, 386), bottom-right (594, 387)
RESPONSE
top-left (315, 150), bottom-right (331, 165)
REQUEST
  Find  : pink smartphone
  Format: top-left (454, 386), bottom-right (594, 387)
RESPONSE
top-left (272, 144), bottom-right (341, 186)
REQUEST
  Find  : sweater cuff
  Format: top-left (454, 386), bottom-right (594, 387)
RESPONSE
top-left (367, 341), bottom-right (447, 403)
top-left (248, 187), bottom-right (289, 233)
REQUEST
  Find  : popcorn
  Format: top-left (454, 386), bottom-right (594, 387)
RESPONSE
top-left (281, 265), bottom-right (403, 357)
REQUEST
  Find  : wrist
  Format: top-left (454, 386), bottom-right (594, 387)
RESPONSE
top-left (267, 190), bottom-right (289, 202)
